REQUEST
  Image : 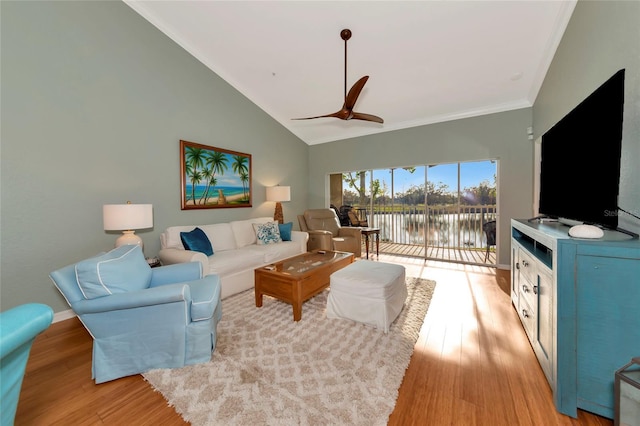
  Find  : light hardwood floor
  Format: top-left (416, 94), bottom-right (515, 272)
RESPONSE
top-left (16, 254), bottom-right (612, 425)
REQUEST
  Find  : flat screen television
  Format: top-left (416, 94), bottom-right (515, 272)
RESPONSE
top-left (538, 69), bottom-right (624, 230)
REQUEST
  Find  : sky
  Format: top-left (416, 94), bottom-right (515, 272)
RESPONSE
top-left (370, 160), bottom-right (496, 195)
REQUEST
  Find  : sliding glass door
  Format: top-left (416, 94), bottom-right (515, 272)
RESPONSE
top-left (332, 159), bottom-right (497, 265)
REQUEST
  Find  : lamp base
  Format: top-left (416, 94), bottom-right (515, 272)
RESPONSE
top-left (115, 230), bottom-right (143, 249)
top-left (274, 202), bottom-right (284, 224)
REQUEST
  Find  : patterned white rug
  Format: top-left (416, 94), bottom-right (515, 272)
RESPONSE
top-left (143, 276), bottom-right (436, 426)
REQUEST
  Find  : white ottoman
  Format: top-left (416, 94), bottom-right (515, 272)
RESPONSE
top-left (327, 260), bottom-right (407, 333)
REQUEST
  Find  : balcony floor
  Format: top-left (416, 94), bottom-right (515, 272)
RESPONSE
top-left (360, 240), bottom-right (496, 266)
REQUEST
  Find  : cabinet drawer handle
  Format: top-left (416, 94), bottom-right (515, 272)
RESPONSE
top-left (522, 284), bottom-right (529, 293)
top-left (522, 309), bottom-right (529, 318)
top-left (522, 260), bottom-right (529, 267)
top-left (515, 262), bottom-right (520, 270)
top-left (533, 285), bottom-right (538, 295)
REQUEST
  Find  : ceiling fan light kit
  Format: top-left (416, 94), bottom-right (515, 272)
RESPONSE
top-left (293, 29), bottom-right (383, 124)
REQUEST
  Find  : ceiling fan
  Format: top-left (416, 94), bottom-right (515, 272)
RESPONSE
top-left (293, 29), bottom-right (383, 124)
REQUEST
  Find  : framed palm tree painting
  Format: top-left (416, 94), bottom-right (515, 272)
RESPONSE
top-left (180, 140), bottom-right (252, 209)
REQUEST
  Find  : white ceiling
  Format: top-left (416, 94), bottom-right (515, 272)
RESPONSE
top-left (124, 1), bottom-right (577, 145)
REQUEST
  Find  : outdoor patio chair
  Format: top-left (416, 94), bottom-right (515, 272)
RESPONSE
top-left (483, 220), bottom-right (497, 261)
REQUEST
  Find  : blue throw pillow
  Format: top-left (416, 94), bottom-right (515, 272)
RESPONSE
top-left (75, 245), bottom-right (152, 299)
top-left (278, 222), bottom-right (293, 241)
top-left (180, 227), bottom-right (214, 256)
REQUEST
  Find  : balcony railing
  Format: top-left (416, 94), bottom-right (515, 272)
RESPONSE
top-left (350, 203), bottom-right (497, 263)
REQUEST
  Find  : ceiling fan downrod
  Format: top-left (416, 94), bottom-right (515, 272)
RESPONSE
top-left (341, 29), bottom-right (351, 100)
top-left (292, 28), bottom-right (383, 124)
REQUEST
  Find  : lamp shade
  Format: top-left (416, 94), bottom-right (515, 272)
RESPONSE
top-left (266, 186), bottom-right (291, 202)
top-left (103, 204), bottom-right (153, 231)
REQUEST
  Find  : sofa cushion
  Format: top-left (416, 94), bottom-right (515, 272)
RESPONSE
top-left (200, 223), bottom-right (237, 252)
top-left (206, 248), bottom-right (265, 277)
top-left (230, 217), bottom-right (272, 248)
top-left (278, 222), bottom-right (293, 241)
top-left (75, 245), bottom-right (151, 299)
top-left (162, 225), bottom-right (198, 250)
top-left (180, 227), bottom-right (214, 256)
top-left (253, 221), bottom-right (282, 245)
top-left (246, 241), bottom-right (304, 264)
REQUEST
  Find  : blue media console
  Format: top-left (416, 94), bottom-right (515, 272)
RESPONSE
top-left (510, 218), bottom-right (640, 419)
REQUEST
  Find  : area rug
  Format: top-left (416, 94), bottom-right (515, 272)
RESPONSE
top-left (143, 276), bottom-right (436, 426)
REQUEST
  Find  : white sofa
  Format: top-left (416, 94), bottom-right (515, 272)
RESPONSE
top-left (159, 217), bottom-right (308, 299)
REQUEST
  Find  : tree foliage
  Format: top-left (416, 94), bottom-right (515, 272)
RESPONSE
top-left (341, 170), bottom-right (496, 207)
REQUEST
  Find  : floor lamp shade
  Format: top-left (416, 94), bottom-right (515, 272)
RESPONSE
top-left (103, 203), bottom-right (153, 248)
top-left (266, 186), bottom-right (290, 224)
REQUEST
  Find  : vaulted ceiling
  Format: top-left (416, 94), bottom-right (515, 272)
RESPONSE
top-left (124, 1), bottom-right (577, 145)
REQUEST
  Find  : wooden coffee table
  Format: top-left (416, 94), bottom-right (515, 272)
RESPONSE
top-left (254, 250), bottom-right (354, 321)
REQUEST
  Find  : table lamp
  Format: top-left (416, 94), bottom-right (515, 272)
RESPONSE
top-left (103, 202), bottom-right (153, 248)
top-left (266, 186), bottom-right (290, 224)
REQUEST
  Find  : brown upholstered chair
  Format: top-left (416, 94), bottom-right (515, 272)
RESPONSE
top-left (298, 209), bottom-right (362, 257)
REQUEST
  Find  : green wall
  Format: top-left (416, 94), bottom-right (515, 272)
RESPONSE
top-left (534, 0), bottom-right (640, 234)
top-left (0, 1), bottom-right (308, 313)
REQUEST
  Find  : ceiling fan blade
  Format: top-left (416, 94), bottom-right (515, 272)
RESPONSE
top-left (351, 112), bottom-right (384, 124)
top-left (292, 110), bottom-right (345, 121)
top-left (344, 76), bottom-right (369, 110)
top-left (293, 30), bottom-right (383, 125)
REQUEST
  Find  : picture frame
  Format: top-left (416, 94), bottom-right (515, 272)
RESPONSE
top-left (180, 140), bottom-right (252, 210)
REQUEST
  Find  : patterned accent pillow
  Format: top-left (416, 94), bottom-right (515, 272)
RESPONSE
top-left (253, 221), bottom-right (282, 245)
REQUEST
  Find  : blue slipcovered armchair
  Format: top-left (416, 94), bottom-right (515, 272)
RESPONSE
top-left (50, 245), bottom-right (222, 384)
top-left (1, 303), bottom-right (54, 426)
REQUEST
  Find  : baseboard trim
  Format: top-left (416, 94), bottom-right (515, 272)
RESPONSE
top-left (53, 309), bottom-right (76, 323)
